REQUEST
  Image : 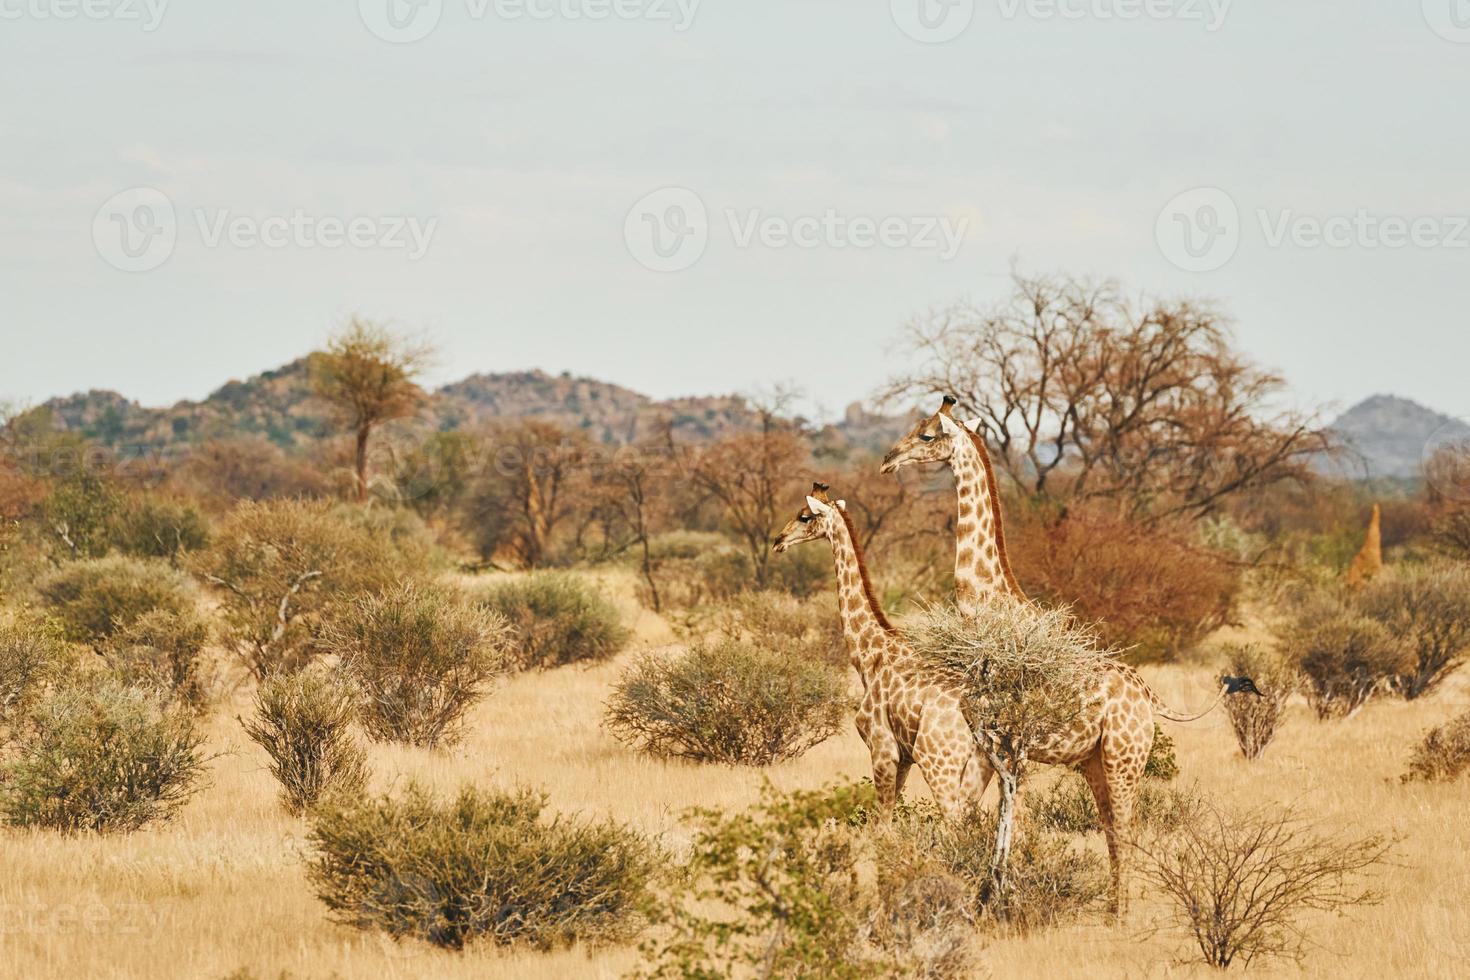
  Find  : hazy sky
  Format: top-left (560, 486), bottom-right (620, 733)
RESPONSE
top-left (3, 1), bottom-right (1468, 424)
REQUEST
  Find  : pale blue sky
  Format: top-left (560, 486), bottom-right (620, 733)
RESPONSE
top-left (3, 1), bottom-right (1468, 423)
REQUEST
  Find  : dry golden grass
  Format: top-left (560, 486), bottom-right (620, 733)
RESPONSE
top-left (3, 569), bottom-right (1468, 979)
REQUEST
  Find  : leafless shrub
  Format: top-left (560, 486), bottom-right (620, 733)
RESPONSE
top-left (1138, 802), bottom-right (1389, 968)
top-left (1218, 643), bottom-right (1294, 759)
top-left (1402, 710), bottom-right (1470, 784)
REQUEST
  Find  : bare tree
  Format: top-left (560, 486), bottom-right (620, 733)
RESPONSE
top-left (683, 394), bottom-right (808, 589)
top-left (1138, 802), bottom-right (1389, 968)
top-left (463, 420), bottom-right (588, 567)
top-left (588, 429), bottom-right (674, 611)
top-left (311, 319), bottom-right (431, 503)
top-left (883, 271), bottom-right (1327, 521)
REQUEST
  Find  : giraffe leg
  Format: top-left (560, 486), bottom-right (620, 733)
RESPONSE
top-left (1100, 726), bottom-right (1146, 920)
top-left (869, 739), bottom-right (904, 815)
top-left (1080, 752), bottom-right (1122, 918)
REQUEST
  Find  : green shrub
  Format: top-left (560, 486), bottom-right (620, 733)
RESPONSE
top-left (0, 611), bottom-right (74, 725)
top-left (1279, 597), bottom-right (1410, 720)
top-left (193, 499), bottom-right (413, 678)
top-left (243, 669), bottom-right (368, 814)
top-left (605, 641), bottom-right (847, 765)
top-left (1358, 562), bottom-right (1470, 700)
top-left (36, 555), bottom-right (194, 645)
top-left (1025, 772), bottom-right (1204, 837)
top-left (1219, 643), bottom-right (1294, 760)
top-left (1144, 726), bottom-right (1179, 781)
top-left (102, 606), bottom-right (212, 711)
top-left (1, 679), bottom-right (208, 833)
top-left (475, 572), bottom-right (628, 670)
top-left (307, 784), bottom-right (657, 951)
top-left (106, 493), bottom-right (210, 562)
top-left (1402, 710), bottom-right (1470, 783)
top-left (327, 584), bottom-right (512, 747)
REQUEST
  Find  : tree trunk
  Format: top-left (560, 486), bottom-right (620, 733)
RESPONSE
top-left (639, 532), bottom-right (661, 613)
top-left (353, 424), bottom-right (371, 503)
top-left (986, 748), bottom-right (1022, 920)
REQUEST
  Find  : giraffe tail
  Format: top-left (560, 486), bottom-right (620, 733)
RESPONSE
top-left (1149, 675), bottom-right (1262, 723)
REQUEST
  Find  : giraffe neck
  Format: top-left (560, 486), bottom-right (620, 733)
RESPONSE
top-left (826, 513), bottom-right (894, 682)
top-left (949, 430), bottom-right (1023, 608)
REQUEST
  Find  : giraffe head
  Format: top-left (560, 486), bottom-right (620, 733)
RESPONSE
top-left (879, 395), bottom-right (976, 473)
top-left (772, 482), bottom-right (845, 554)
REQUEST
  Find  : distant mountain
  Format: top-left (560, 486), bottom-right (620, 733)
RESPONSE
top-left (1326, 394), bottom-right (1469, 480)
top-left (35, 362), bottom-right (909, 458)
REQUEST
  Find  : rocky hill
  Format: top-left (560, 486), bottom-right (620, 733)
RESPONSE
top-left (1325, 394), bottom-right (1469, 480)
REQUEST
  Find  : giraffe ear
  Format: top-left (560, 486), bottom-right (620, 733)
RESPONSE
top-left (937, 413), bottom-right (963, 437)
top-left (963, 417), bottom-right (983, 433)
top-left (836, 499), bottom-right (847, 511)
top-left (806, 495), bottom-right (832, 515)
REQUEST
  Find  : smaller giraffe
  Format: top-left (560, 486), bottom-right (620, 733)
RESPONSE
top-left (773, 483), bottom-right (992, 818)
top-left (882, 395), bottom-right (1025, 612)
top-left (1346, 502), bottom-right (1384, 589)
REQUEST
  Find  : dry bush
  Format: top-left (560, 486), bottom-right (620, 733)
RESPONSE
top-left (1138, 802), bottom-right (1389, 968)
top-left (106, 493), bottom-right (210, 562)
top-left (1279, 599), bottom-right (1410, 719)
top-left (307, 784), bottom-right (657, 951)
top-left (604, 641), bottom-right (847, 765)
top-left (1, 678), bottom-right (208, 834)
top-left (908, 602), bottom-right (1113, 915)
top-left (1358, 561), bottom-right (1470, 699)
top-left (0, 611), bottom-right (74, 725)
top-left (193, 499), bottom-right (410, 678)
top-left (170, 436), bottom-right (329, 505)
top-left (243, 669), bottom-right (368, 814)
top-left (327, 583), bottom-right (512, 748)
top-left (1401, 710), bottom-right (1470, 783)
top-left (36, 555), bottom-right (195, 646)
top-left (710, 589), bottom-right (845, 666)
top-left (1008, 503), bottom-right (1240, 661)
top-left (474, 572), bottom-right (628, 670)
top-left (1218, 643), bottom-right (1294, 759)
top-left (102, 606), bottom-right (213, 711)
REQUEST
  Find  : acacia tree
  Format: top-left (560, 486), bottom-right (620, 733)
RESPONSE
top-left (311, 320), bottom-right (431, 503)
top-left (883, 271), bottom-right (1327, 522)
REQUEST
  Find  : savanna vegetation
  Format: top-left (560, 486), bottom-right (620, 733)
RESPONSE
top-left (2, 278), bottom-right (1468, 978)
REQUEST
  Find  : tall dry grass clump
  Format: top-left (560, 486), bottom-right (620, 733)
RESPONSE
top-left (307, 784), bottom-right (657, 951)
top-left (475, 572), bottom-right (629, 670)
top-left (604, 640), bottom-right (847, 765)
top-left (1138, 802), bottom-right (1389, 968)
top-left (1, 678), bottom-right (208, 834)
top-left (1218, 643), bottom-right (1294, 759)
top-left (326, 583), bottom-right (513, 748)
top-left (243, 669), bottom-right (368, 814)
top-left (1401, 710), bottom-right (1470, 783)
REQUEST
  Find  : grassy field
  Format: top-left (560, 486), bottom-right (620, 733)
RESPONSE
top-left (2, 571), bottom-right (1468, 980)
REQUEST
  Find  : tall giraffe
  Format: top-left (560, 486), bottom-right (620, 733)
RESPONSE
top-left (772, 482), bottom-right (1258, 915)
top-left (881, 395), bottom-right (1025, 612)
top-left (1346, 502), bottom-right (1383, 589)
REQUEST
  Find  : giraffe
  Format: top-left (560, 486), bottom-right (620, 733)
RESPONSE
top-left (880, 395), bottom-right (1025, 613)
top-left (772, 482), bottom-right (1258, 915)
top-left (1346, 502), bottom-right (1383, 589)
